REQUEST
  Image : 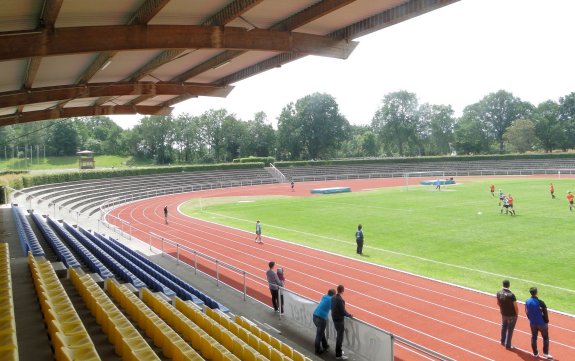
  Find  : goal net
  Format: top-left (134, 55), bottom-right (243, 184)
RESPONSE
top-left (403, 170), bottom-right (449, 191)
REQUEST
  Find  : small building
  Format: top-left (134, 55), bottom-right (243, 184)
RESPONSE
top-left (77, 150), bottom-right (95, 169)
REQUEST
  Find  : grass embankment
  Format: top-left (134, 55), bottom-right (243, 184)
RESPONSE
top-left (182, 178), bottom-right (575, 313)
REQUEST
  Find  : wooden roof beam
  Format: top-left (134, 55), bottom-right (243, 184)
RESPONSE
top-left (0, 82), bottom-right (233, 108)
top-left (171, 0), bottom-right (356, 83)
top-left (0, 26), bottom-right (358, 61)
top-left (40, 0), bottom-right (64, 29)
top-left (125, 0), bottom-right (264, 82)
top-left (0, 105), bottom-right (171, 126)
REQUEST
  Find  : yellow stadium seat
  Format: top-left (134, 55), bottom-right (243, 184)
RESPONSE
top-left (260, 330), bottom-right (271, 345)
top-left (270, 337), bottom-right (281, 351)
top-left (270, 348), bottom-right (284, 361)
top-left (232, 337), bottom-right (244, 359)
top-left (237, 326), bottom-right (249, 343)
top-left (257, 339), bottom-right (272, 359)
top-left (248, 333), bottom-right (259, 351)
top-left (280, 342), bottom-right (293, 358)
top-left (292, 349), bottom-right (306, 361)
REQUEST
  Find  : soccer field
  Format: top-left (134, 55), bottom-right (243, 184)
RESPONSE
top-left (181, 177), bottom-right (575, 314)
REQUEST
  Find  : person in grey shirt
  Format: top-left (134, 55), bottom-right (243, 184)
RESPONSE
top-left (266, 261), bottom-right (284, 313)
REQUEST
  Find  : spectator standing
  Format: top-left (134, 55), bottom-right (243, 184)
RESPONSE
top-left (163, 205), bottom-right (168, 224)
top-left (277, 267), bottom-right (285, 283)
top-left (331, 285), bottom-right (353, 360)
top-left (525, 287), bottom-right (552, 359)
top-left (255, 220), bottom-right (263, 243)
top-left (496, 280), bottom-right (518, 349)
top-left (312, 289), bottom-right (336, 354)
top-left (355, 224), bottom-right (364, 255)
top-left (266, 261), bottom-right (284, 313)
top-left (291, 180), bottom-right (295, 192)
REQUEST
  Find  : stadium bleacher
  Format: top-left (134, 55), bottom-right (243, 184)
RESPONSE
top-left (3, 202), bottom-right (314, 361)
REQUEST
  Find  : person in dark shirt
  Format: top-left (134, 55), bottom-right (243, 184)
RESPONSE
top-left (355, 224), bottom-right (364, 255)
top-left (313, 288), bottom-right (336, 354)
top-left (331, 285), bottom-right (353, 360)
top-left (525, 287), bottom-right (552, 359)
top-left (163, 205), bottom-right (168, 224)
top-left (496, 280), bottom-right (518, 349)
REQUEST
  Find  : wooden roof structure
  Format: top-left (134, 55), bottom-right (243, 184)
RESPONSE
top-left (0, 0), bottom-right (459, 127)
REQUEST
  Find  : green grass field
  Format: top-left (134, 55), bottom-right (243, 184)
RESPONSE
top-left (181, 177), bottom-right (575, 314)
top-left (0, 155), bottom-right (153, 171)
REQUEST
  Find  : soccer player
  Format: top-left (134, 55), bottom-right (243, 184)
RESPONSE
top-left (490, 184), bottom-right (495, 197)
top-left (501, 196), bottom-right (509, 214)
top-left (550, 183), bottom-right (555, 199)
top-left (567, 191), bottom-right (574, 212)
top-left (507, 194), bottom-right (515, 215)
top-left (498, 190), bottom-right (505, 206)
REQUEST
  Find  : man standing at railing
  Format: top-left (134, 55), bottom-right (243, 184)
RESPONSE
top-left (332, 284), bottom-right (353, 360)
top-left (266, 261), bottom-right (284, 313)
top-left (164, 205), bottom-right (168, 224)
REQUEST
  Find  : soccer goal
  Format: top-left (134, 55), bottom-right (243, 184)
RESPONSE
top-left (403, 170), bottom-right (448, 191)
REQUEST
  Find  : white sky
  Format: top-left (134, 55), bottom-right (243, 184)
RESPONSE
top-left (112, 0), bottom-right (575, 129)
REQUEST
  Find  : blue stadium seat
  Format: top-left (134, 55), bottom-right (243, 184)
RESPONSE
top-left (46, 217), bottom-right (114, 279)
top-left (30, 213), bottom-right (81, 268)
top-left (11, 206), bottom-right (45, 257)
top-left (77, 228), bottom-right (175, 297)
top-left (62, 223), bottom-right (145, 289)
top-left (104, 234), bottom-right (228, 312)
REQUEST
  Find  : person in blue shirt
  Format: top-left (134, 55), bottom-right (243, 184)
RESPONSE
top-left (312, 289), bottom-right (336, 354)
top-left (355, 224), bottom-right (364, 255)
top-left (525, 287), bottom-right (552, 359)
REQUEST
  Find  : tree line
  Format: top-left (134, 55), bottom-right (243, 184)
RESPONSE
top-left (1, 89), bottom-right (574, 164)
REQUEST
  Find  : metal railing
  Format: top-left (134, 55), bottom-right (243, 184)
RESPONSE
top-left (268, 163), bottom-right (287, 183)
top-left (99, 212), bottom-right (453, 360)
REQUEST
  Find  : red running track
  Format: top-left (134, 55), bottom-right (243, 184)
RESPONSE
top-left (108, 178), bottom-right (575, 361)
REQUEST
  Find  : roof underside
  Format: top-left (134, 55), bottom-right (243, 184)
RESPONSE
top-left (0, 0), bottom-right (459, 126)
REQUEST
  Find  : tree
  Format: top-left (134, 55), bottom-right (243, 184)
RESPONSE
top-left (476, 90), bottom-right (533, 153)
top-left (240, 112), bottom-right (275, 157)
top-left (47, 121), bottom-right (79, 156)
top-left (454, 103), bottom-right (490, 154)
top-left (277, 93), bottom-right (349, 160)
top-left (503, 119), bottom-right (537, 153)
top-left (558, 92), bottom-right (575, 149)
top-left (428, 104), bottom-right (456, 155)
top-left (534, 100), bottom-right (563, 153)
top-left (277, 103), bottom-right (304, 160)
top-left (372, 91), bottom-right (419, 156)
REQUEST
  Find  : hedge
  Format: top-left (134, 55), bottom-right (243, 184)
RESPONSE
top-left (233, 157), bottom-right (275, 166)
top-left (9, 162), bottom-right (264, 189)
top-left (274, 153), bottom-right (575, 168)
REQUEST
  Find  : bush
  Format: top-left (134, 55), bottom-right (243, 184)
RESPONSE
top-left (233, 157), bottom-right (275, 166)
top-left (11, 162), bottom-right (264, 189)
top-left (274, 153), bottom-right (575, 168)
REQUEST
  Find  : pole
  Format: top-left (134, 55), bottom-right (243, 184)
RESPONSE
top-left (243, 272), bottom-right (246, 301)
top-left (216, 260), bottom-right (219, 287)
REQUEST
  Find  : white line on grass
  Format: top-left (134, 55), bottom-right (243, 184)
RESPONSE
top-left (199, 210), bottom-right (575, 294)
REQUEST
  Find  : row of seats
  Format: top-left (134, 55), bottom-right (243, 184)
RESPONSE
top-left (69, 268), bottom-right (161, 361)
top-left (0, 244), bottom-right (18, 361)
top-left (12, 206), bottom-right (44, 257)
top-left (106, 278), bottom-right (203, 361)
top-left (142, 289), bottom-right (241, 361)
top-left (62, 222), bottom-right (146, 288)
top-left (79, 229), bottom-right (176, 297)
top-left (205, 307), bottom-right (309, 361)
top-left (30, 213), bottom-right (80, 269)
top-left (105, 234), bottom-right (226, 310)
top-left (28, 253), bottom-right (100, 361)
top-left (46, 218), bottom-right (114, 279)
